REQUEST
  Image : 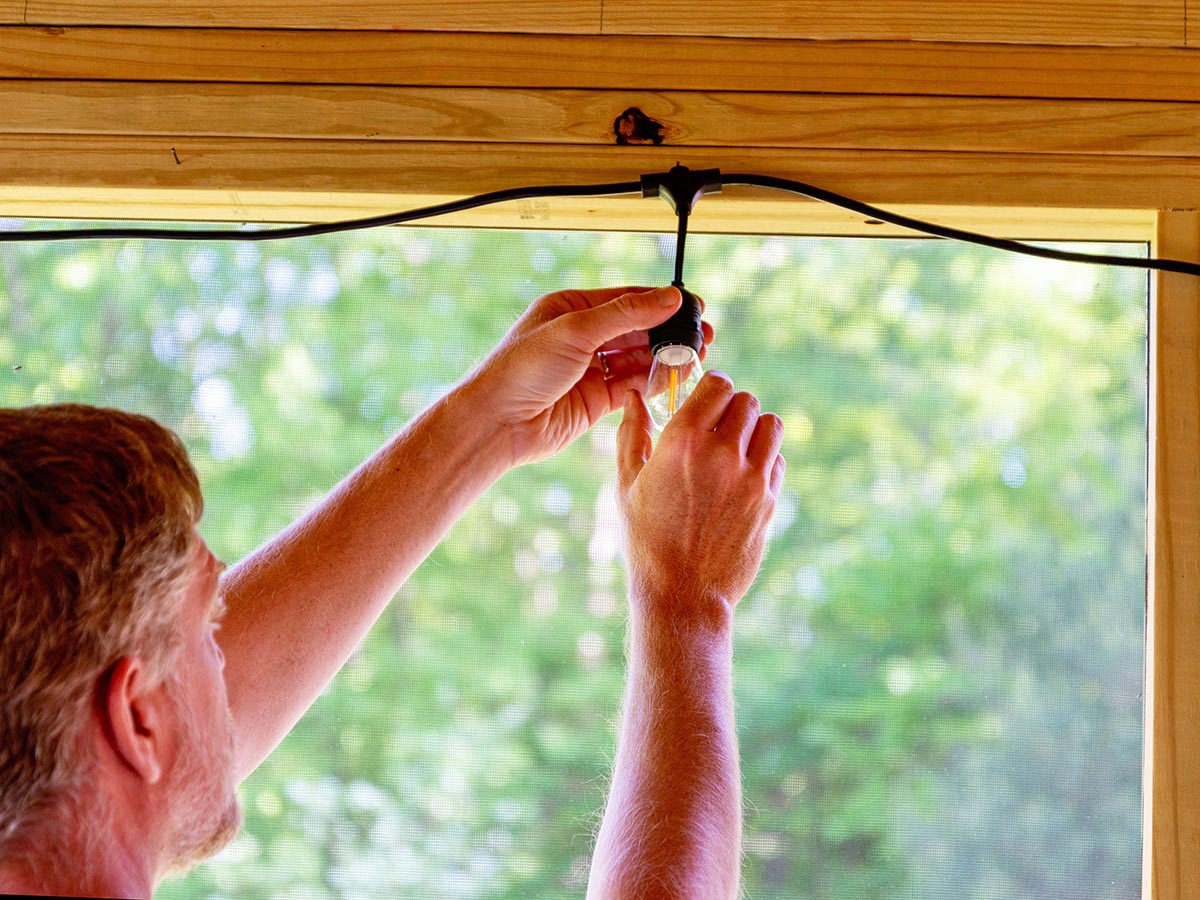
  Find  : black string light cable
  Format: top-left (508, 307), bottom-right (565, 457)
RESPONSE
top-left (721, 172), bottom-right (1200, 278)
top-left (1, 165), bottom-right (1198, 279)
top-left (0, 180), bottom-right (643, 243)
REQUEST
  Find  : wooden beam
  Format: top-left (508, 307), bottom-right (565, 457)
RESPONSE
top-left (5, 81), bottom-right (1200, 158)
top-left (1150, 209), bottom-right (1200, 900)
top-left (4, 28), bottom-right (1200, 102)
top-left (18, 1), bottom-right (601, 33)
top-left (0, 185), bottom-right (1156, 239)
top-left (10, 0), bottom-right (1186, 46)
top-left (602, 0), bottom-right (1185, 47)
top-left (0, 136), bottom-right (1196, 211)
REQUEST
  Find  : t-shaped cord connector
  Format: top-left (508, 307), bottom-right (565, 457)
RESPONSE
top-left (641, 165), bottom-right (721, 356)
top-left (640, 164), bottom-right (723, 219)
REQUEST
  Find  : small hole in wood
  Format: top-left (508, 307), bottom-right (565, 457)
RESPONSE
top-left (614, 108), bottom-right (667, 146)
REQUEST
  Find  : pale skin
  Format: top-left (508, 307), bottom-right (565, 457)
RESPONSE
top-left (0, 284), bottom-right (783, 899)
top-left (587, 376), bottom-right (785, 900)
top-left (0, 540), bottom-right (236, 898)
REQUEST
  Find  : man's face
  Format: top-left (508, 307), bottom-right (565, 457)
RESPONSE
top-left (161, 535), bottom-right (242, 872)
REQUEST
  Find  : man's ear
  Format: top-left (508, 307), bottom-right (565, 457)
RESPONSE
top-left (101, 656), bottom-right (167, 785)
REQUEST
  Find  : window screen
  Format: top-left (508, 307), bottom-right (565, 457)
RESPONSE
top-left (0, 224), bottom-right (1148, 899)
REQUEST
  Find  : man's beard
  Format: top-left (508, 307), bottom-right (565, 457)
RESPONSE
top-left (161, 677), bottom-right (243, 875)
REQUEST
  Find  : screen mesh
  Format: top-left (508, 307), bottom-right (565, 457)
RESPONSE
top-left (0, 225), bottom-right (1147, 899)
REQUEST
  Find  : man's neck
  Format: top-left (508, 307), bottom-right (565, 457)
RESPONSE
top-left (0, 812), bottom-right (157, 899)
top-left (0, 852), bottom-right (153, 899)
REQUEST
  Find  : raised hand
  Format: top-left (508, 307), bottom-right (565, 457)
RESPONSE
top-left (616, 372), bottom-right (786, 626)
top-left (462, 286), bottom-right (712, 467)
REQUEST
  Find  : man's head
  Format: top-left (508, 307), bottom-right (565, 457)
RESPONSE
top-left (0, 404), bottom-right (240, 880)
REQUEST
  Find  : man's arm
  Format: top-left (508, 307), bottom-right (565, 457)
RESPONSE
top-left (217, 285), bottom-right (708, 779)
top-left (587, 376), bottom-right (785, 900)
top-left (216, 385), bottom-right (506, 778)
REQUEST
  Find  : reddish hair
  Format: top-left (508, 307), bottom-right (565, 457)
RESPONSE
top-left (0, 404), bottom-right (203, 849)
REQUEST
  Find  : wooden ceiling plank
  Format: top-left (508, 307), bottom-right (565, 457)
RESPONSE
top-left (600, 0), bottom-right (1184, 47)
top-left (5, 81), bottom-right (1200, 158)
top-left (19, 0), bottom-right (601, 33)
top-left (3, 28), bottom-right (1200, 102)
top-left (12, 0), bottom-right (1185, 46)
top-left (0, 135), bottom-right (1197, 210)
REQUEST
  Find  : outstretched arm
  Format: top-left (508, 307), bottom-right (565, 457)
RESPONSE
top-left (216, 285), bottom-right (712, 779)
top-left (587, 375), bottom-right (785, 900)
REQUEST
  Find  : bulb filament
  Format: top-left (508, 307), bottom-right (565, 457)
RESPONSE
top-left (647, 343), bottom-right (700, 432)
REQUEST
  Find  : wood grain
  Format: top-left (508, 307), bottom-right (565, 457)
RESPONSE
top-left (601, 0), bottom-right (1185, 46)
top-left (5, 81), bottom-right (1200, 158)
top-left (5, 29), bottom-right (1200, 102)
top-left (0, 136), bottom-right (1198, 211)
top-left (0, 184), bottom-right (1155, 238)
top-left (19, 0), bottom-right (601, 32)
top-left (1151, 210), bottom-right (1200, 900)
top-left (9, 0), bottom-right (1186, 46)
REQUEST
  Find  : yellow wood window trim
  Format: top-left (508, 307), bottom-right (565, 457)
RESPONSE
top-left (1151, 210), bottom-right (1200, 900)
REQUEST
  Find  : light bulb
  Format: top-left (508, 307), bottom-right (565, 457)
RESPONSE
top-left (644, 285), bottom-right (706, 433)
top-left (646, 343), bottom-right (703, 432)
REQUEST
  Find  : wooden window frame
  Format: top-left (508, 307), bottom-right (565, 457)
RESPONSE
top-left (0, 25), bottom-right (1195, 898)
top-left (1149, 211), bottom-right (1200, 900)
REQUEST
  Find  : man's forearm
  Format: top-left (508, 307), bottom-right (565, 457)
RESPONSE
top-left (587, 602), bottom-right (741, 900)
top-left (217, 380), bottom-right (511, 779)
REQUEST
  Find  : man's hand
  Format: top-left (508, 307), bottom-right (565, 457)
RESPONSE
top-left (617, 372), bottom-right (786, 625)
top-left (462, 286), bottom-right (713, 467)
top-left (587, 373), bottom-right (784, 900)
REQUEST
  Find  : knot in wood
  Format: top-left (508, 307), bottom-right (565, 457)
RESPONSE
top-left (614, 107), bottom-right (667, 146)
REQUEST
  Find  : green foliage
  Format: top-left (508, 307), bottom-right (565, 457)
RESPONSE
top-left (0, 223), bottom-right (1146, 899)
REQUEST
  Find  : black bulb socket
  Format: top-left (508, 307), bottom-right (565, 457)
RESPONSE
top-left (648, 284), bottom-right (704, 357)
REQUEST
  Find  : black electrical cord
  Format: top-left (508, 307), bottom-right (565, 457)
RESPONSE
top-left (672, 205), bottom-right (689, 286)
top-left (722, 173), bottom-right (1200, 278)
top-left (0, 181), bottom-right (643, 243)
top-left (0, 169), bottom-right (1198, 279)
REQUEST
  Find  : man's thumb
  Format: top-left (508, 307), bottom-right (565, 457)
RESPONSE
top-left (617, 389), bottom-right (653, 495)
top-left (567, 287), bottom-right (680, 350)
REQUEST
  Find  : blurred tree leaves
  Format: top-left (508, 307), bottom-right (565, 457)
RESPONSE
top-left (0, 223), bottom-right (1146, 899)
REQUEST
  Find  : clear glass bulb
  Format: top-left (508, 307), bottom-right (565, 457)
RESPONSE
top-left (646, 343), bottom-right (703, 432)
